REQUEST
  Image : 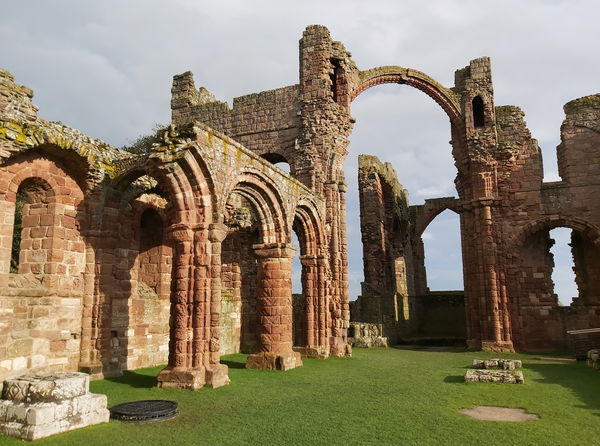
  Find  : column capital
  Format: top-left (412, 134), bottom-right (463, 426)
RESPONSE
top-left (252, 243), bottom-right (297, 259)
top-left (208, 223), bottom-right (229, 243)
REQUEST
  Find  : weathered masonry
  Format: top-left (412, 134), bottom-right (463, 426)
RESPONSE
top-left (0, 25), bottom-right (599, 388)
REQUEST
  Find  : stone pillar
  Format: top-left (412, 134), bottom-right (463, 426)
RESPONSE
top-left (300, 255), bottom-right (317, 348)
top-left (295, 254), bottom-right (330, 359)
top-left (157, 224), bottom-right (206, 390)
top-left (204, 223), bottom-right (230, 388)
top-left (78, 228), bottom-right (104, 378)
top-left (326, 181), bottom-right (352, 358)
top-left (246, 243), bottom-right (303, 371)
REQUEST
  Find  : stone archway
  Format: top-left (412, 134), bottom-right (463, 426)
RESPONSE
top-left (506, 217), bottom-right (600, 352)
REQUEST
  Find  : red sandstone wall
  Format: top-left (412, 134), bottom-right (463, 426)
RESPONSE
top-left (0, 153), bottom-right (85, 380)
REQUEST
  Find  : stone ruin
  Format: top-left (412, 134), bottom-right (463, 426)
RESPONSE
top-left (347, 322), bottom-right (388, 348)
top-left (0, 24), bottom-right (599, 395)
top-left (465, 359), bottom-right (524, 384)
top-left (0, 372), bottom-right (109, 440)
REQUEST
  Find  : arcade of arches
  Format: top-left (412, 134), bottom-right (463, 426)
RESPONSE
top-left (1, 25), bottom-right (599, 389)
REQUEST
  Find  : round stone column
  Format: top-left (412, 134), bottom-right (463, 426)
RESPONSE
top-left (246, 243), bottom-right (303, 371)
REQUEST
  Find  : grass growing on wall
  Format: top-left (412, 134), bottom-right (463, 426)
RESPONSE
top-left (5, 348), bottom-right (600, 445)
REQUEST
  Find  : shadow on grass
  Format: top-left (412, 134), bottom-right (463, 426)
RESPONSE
top-left (394, 345), bottom-right (467, 353)
top-left (106, 370), bottom-right (157, 388)
top-left (527, 362), bottom-right (600, 415)
top-left (221, 359), bottom-right (247, 369)
top-left (444, 375), bottom-right (465, 383)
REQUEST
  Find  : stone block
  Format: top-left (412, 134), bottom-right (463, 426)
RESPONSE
top-left (0, 372), bottom-right (108, 440)
top-left (472, 359), bottom-right (522, 370)
top-left (2, 372), bottom-right (88, 403)
top-left (156, 366), bottom-right (205, 391)
top-left (464, 369), bottom-right (524, 384)
top-left (246, 351), bottom-right (303, 371)
top-left (205, 364), bottom-right (230, 388)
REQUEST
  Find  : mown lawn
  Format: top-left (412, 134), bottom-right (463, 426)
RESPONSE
top-left (3, 348), bottom-right (600, 445)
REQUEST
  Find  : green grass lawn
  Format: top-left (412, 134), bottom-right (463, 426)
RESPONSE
top-left (3, 348), bottom-right (600, 445)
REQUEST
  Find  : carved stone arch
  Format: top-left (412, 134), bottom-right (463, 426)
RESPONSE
top-left (506, 216), bottom-right (600, 258)
top-left (224, 171), bottom-right (289, 245)
top-left (351, 66), bottom-right (464, 131)
top-left (293, 198), bottom-right (325, 256)
top-left (259, 152), bottom-right (293, 175)
top-left (291, 198), bottom-right (329, 354)
top-left (505, 216), bottom-right (600, 352)
top-left (350, 66), bottom-right (467, 168)
top-left (414, 198), bottom-right (461, 239)
top-left (147, 157), bottom-right (208, 228)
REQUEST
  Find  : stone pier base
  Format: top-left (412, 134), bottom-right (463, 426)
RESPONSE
top-left (246, 352), bottom-right (303, 371)
top-left (156, 367), bottom-right (206, 391)
top-left (205, 364), bottom-right (230, 388)
top-left (293, 346), bottom-right (330, 359)
top-left (0, 372), bottom-right (109, 441)
top-left (157, 364), bottom-right (230, 390)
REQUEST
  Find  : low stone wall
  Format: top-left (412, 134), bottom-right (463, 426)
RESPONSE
top-left (416, 292), bottom-right (466, 338)
top-left (348, 322), bottom-right (388, 348)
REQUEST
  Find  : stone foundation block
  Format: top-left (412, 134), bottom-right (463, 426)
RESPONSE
top-left (205, 364), bottom-right (230, 389)
top-left (0, 372), bottom-right (109, 441)
top-left (156, 366), bottom-right (206, 390)
top-left (246, 351), bottom-right (303, 371)
top-left (472, 359), bottom-right (522, 370)
top-left (464, 369), bottom-right (524, 384)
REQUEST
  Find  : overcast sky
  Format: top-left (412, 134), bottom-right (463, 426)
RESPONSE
top-left (2, 0), bottom-right (599, 303)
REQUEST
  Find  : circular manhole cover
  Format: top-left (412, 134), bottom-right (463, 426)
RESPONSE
top-left (110, 400), bottom-right (178, 422)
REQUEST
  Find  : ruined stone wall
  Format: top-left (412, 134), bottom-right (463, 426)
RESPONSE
top-left (0, 65), bottom-right (331, 386)
top-left (0, 151), bottom-right (86, 380)
top-left (0, 69), bottom-right (37, 123)
top-left (172, 73), bottom-right (300, 164)
top-left (2, 23), bottom-right (599, 387)
top-left (353, 154), bottom-right (464, 343)
top-left (498, 95), bottom-right (600, 352)
top-left (416, 292), bottom-right (466, 338)
top-left (352, 155), bottom-right (418, 342)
